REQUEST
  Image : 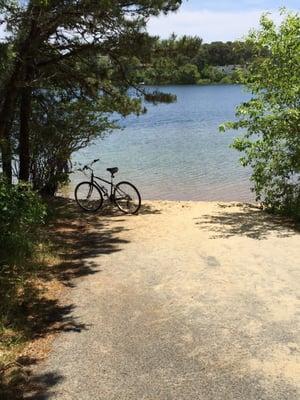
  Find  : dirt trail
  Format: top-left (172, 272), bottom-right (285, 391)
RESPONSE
top-left (26, 201), bottom-right (300, 399)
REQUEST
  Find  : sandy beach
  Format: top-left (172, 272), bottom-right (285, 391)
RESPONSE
top-left (27, 200), bottom-right (300, 399)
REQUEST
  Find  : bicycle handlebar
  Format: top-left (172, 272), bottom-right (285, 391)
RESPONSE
top-left (77, 159), bottom-right (100, 174)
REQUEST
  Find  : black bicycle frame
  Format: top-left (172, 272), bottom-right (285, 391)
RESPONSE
top-left (90, 171), bottom-right (115, 199)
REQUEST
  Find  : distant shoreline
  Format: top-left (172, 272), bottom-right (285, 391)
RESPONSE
top-left (140, 82), bottom-right (242, 87)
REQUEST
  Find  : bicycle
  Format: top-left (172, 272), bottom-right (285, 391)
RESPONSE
top-left (74, 159), bottom-right (141, 214)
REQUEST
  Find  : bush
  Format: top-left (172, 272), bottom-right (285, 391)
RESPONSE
top-left (177, 64), bottom-right (201, 84)
top-left (144, 90), bottom-right (177, 104)
top-left (0, 178), bottom-right (46, 321)
top-left (220, 76), bottom-right (232, 84)
top-left (0, 180), bottom-right (46, 263)
top-left (221, 11), bottom-right (300, 220)
top-left (201, 65), bottom-right (224, 83)
top-left (197, 78), bottom-right (211, 85)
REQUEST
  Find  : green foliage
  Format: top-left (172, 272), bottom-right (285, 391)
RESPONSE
top-left (138, 36), bottom-right (253, 85)
top-left (29, 87), bottom-right (137, 194)
top-left (220, 76), bottom-right (233, 84)
top-left (143, 57), bottom-right (178, 84)
top-left (0, 43), bottom-right (10, 80)
top-left (221, 11), bottom-right (300, 219)
top-left (177, 63), bottom-right (201, 84)
top-left (0, 178), bottom-right (46, 322)
top-left (0, 0), bottom-right (182, 188)
top-left (201, 65), bottom-right (224, 83)
top-left (0, 179), bottom-right (46, 265)
top-left (197, 78), bottom-right (211, 85)
top-left (144, 90), bottom-right (177, 104)
top-left (201, 41), bottom-right (254, 66)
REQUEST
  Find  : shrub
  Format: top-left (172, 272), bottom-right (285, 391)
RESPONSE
top-left (221, 11), bottom-right (300, 220)
top-left (220, 76), bottom-right (232, 84)
top-left (201, 65), bottom-right (224, 83)
top-left (0, 178), bottom-right (46, 321)
top-left (177, 64), bottom-right (201, 84)
top-left (197, 78), bottom-right (211, 85)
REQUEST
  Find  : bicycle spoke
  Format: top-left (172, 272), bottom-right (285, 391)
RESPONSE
top-left (75, 182), bottom-right (103, 212)
top-left (114, 182), bottom-right (141, 214)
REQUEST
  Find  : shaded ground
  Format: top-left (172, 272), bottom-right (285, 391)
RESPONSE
top-left (20, 201), bottom-right (300, 399)
top-left (0, 199), bottom-right (160, 399)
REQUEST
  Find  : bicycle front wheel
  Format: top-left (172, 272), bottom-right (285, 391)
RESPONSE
top-left (114, 181), bottom-right (141, 214)
top-left (75, 182), bottom-right (103, 212)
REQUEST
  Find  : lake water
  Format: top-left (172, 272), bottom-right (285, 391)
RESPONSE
top-left (69, 85), bottom-right (253, 201)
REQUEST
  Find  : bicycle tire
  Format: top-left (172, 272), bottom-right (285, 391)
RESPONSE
top-left (75, 182), bottom-right (103, 212)
top-left (114, 181), bottom-right (141, 214)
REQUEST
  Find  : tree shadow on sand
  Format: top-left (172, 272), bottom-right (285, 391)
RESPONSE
top-left (45, 197), bottom-right (161, 287)
top-left (0, 197), bottom-right (161, 399)
top-left (195, 203), bottom-right (299, 240)
top-left (99, 199), bottom-right (162, 216)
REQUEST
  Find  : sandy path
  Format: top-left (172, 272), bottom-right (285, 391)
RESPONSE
top-left (27, 201), bottom-right (300, 399)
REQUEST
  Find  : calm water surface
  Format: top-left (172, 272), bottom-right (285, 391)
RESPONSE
top-left (69, 85), bottom-right (253, 201)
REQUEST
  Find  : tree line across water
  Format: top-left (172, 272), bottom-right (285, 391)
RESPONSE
top-left (135, 35), bottom-right (254, 85)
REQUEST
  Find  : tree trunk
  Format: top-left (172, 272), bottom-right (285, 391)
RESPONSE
top-left (0, 2), bottom-right (40, 183)
top-left (19, 84), bottom-right (32, 182)
top-left (0, 68), bottom-right (20, 183)
top-left (0, 134), bottom-right (13, 183)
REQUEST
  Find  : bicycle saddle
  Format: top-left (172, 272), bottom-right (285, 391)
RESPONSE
top-left (107, 167), bottom-right (119, 175)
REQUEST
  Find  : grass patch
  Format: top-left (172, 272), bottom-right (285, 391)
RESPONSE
top-left (0, 228), bottom-right (63, 398)
top-left (0, 197), bottom-right (76, 399)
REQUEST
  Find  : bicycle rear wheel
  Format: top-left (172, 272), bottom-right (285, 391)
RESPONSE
top-left (114, 181), bottom-right (141, 214)
top-left (75, 182), bottom-right (103, 212)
